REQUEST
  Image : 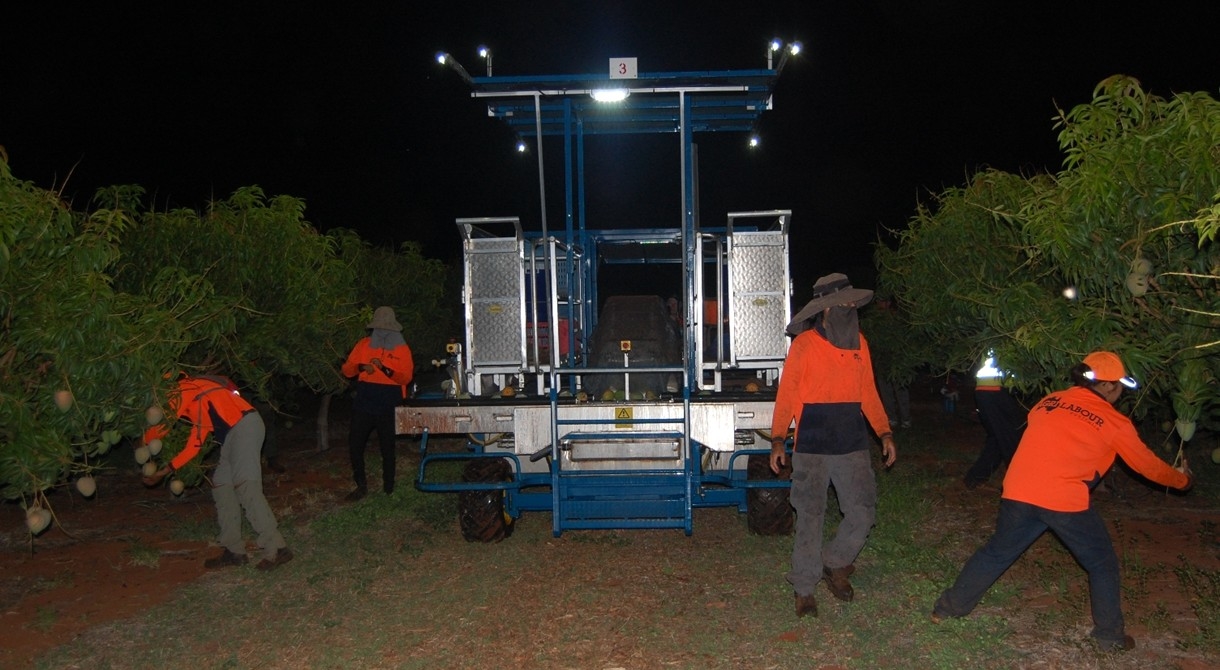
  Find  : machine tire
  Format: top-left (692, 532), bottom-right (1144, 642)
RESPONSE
top-left (459, 458), bottom-right (516, 543)
top-left (746, 453), bottom-right (793, 535)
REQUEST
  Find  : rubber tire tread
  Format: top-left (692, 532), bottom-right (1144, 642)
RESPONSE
top-left (458, 458), bottom-right (515, 543)
top-left (746, 452), bottom-right (794, 535)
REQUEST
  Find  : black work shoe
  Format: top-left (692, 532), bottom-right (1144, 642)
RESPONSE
top-left (795, 592), bottom-right (818, 618)
top-left (344, 487), bottom-right (367, 502)
top-left (204, 549), bottom-right (248, 569)
top-left (256, 547), bottom-right (294, 571)
top-left (1096, 635), bottom-right (1135, 652)
top-left (823, 564), bottom-right (855, 602)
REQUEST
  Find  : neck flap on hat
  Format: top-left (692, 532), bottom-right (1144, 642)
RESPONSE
top-left (370, 329), bottom-right (406, 350)
top-left (818, 305), bottom-right (860, 350)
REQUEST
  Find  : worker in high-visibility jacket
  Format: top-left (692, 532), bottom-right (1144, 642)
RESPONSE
top-left (143, 375), bottom-right (292, 571)
top-left (933, 351), bottom-right (1193, 652)
top-left (770, 273), bottom-right (897, 619)
top-left (341, 306), bottom-right (414, 502)
top-left (963, 350), bottom-right (1026, 489)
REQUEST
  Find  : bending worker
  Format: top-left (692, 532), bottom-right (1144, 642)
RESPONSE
top-left (143, 374), bottom-right (292, 571)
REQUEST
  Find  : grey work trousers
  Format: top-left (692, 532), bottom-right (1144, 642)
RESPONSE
top-left (787, 450), bottom-right (877, 596)
top-left (211, 412), bottom-right (287, 562)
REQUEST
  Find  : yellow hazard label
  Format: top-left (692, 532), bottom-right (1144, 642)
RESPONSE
top-left (615, 406), bottom-right (633, 427)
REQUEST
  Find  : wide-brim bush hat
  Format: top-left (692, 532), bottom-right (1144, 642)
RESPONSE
top-left (368, 306), bottom-right (402, 331)
top-left (786, 273), bottom-right (873, 333)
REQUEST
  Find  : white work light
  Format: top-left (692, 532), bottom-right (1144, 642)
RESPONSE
top-left (767, 39), bottom-right (783, 69)
top-left (478, 45), bottom-right (493, 76)
top-left (434, 51), bottom-right (474, 85)
top-left (591, 89), bottom-right (630, 103)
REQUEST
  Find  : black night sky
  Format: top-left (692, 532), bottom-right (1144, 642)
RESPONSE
top-left (4, 2), bottom-right (1218, 289)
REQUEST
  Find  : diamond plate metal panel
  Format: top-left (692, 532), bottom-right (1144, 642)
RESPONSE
top-left (729, 235), bottom-right (788, 360)
top-left (468, 240), bottom-right (524, 366)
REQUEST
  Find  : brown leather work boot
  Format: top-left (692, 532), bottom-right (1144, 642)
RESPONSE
top-left (795, 592), bottom-right (818, 618)
top-left (823, 564), bottom-right (855, 602)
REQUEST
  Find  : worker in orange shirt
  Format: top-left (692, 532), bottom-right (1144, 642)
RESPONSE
top-left (932, 351), bottom-right (1193, 652)
top-left (341, 306), bottom-right (414, 501)
top-left (143, 375), bottom-right (292, 571)
top-left (771, 273), bottom-right (897, 619)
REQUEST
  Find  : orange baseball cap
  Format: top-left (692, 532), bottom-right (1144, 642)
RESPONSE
top-left (1082, 351), bottom-right (1138, 388)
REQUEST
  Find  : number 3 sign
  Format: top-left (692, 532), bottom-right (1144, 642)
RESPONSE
top-left (609, 57), bottom-right (638, 79)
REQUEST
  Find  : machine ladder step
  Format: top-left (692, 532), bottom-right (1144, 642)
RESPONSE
top-left (554, 471), bottom-right (692, 532)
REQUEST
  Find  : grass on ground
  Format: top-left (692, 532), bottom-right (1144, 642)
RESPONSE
top-left (31, 429), bottom-right (1220, 670)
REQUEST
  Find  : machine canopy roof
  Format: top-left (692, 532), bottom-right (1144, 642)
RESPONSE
top-left (470, 68), bottom-right (780, 136)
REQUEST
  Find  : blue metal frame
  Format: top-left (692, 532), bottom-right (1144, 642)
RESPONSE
top-left (415, 56), bottom-right (791, 536)
top-left (417, 426), bottom-right (792, 536)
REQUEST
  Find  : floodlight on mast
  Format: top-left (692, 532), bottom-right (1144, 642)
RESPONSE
top-left (434, 51), bottom-right (474, 86)
top-left (775, 40), bottom-right (803, 76)
top-left (767, 38), bottom-right (783, 69)
top-left (477, 45), bottom-right (493, 76)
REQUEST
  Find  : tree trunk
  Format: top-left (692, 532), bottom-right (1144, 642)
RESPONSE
top-left (315, 393), bottom-right (332, 452)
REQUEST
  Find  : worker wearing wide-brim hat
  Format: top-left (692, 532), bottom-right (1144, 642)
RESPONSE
top-left (341, 306), bottom-right (414, 501)
top-left (771, 272), bottom-right (897, 619)
top-left (933, 350), bottom-right (1193, 651)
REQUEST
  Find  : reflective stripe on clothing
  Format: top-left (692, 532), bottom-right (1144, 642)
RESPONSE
top-left (142, 376), bottom-right (257, 471)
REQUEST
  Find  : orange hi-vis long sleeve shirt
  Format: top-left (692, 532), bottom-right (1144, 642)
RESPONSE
top-left (143, 376), bottom-right (256, 471)
top-left (771, 329), bottom-right (891, 455)
top-left (341, 337), bottom-right (414, 388)
top-left (1002, 385), bottom-right (1190, 512)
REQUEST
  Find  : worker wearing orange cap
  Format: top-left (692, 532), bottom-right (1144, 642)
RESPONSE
top-left (932, 351), bottom-right (1192, 652)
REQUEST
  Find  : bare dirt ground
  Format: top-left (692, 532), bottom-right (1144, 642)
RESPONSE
top-left (0, 418), bottom-right (355, 669)
top-left (2, 393), bottom-right (1217, 669)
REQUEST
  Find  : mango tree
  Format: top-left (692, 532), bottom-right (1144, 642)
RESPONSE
top-left (0, 167), bottom-right (199, 513)
top-left (112, 186), bottom-right (361, 461)
top-left (876, 76), bottom-right (1220, 457)
top-left (2, 160), bottom-right (456, 527)
top-left (337, 231), bottom-right (456, 362)
top-left (323, 229), bottom-right (456, 448)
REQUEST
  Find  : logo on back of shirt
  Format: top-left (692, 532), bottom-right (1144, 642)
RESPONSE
top-left (1036, 395), bottom-right (1105, 429)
